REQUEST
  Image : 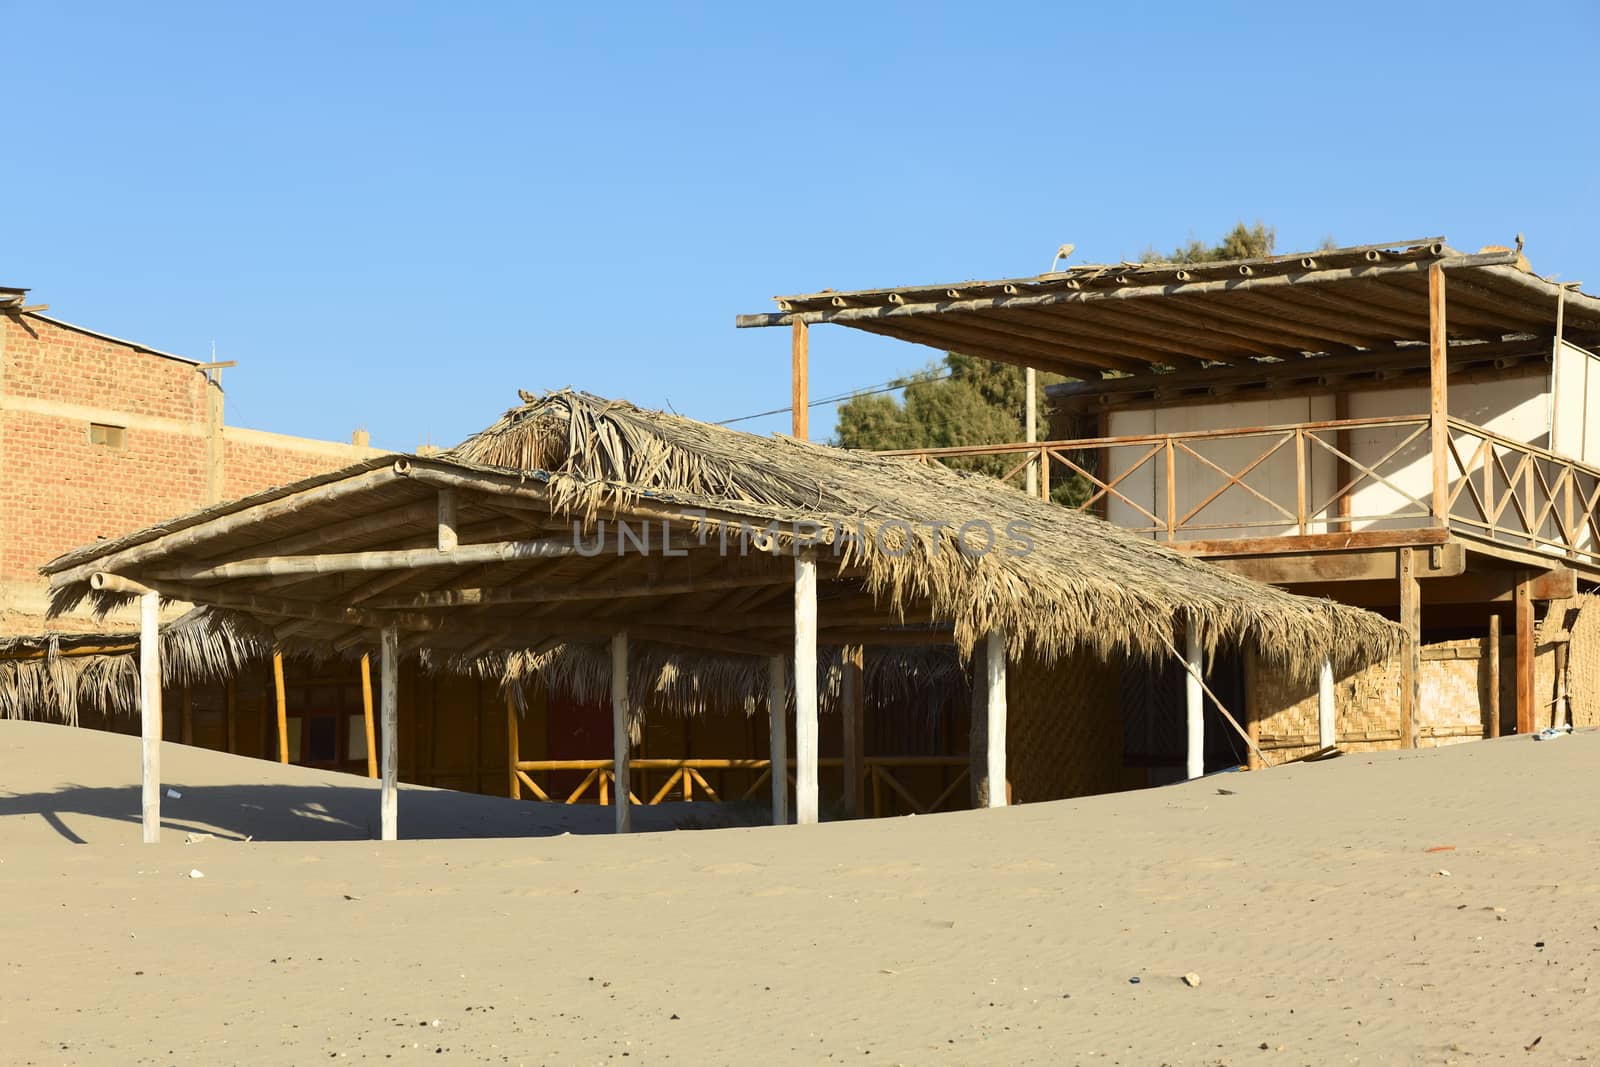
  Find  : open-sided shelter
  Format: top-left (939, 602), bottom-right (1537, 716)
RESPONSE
top-left (42, 390), bottom-right (1402, 843)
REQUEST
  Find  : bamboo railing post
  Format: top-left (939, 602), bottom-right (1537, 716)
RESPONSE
top-left (1428, 262), bottom-right (1451, 527)
top-left (767, 655), bottom-right (787, 825)
top-left (1295, 426), bottom-right (1308, 534)
top-left (506, 692), bottom-right (520, 799)
top-left (379, 623), bottom-right (399, 840)
top-left (1488, 614), bottom-right (1501, 738)
top-left (1164, 437), bottom-right (1178, 541)
top-left (272, 650), bottom-right (288, 763)
top-left (985, 630), bottom-right (1008, 808)
top-left (794, 553), bottom-right (819, 824)
top-left (611, 631), bottom-right (631, 834)
top-left (139, 591), bottom-right (162, 844)
top-left (1024, 367), bottom-right (1038, 498)
top-left (1185, 623), bottom-right (1204, 780)
top-left (1333, 394), bottom-right (1353, 533)
top-left (360, 652), bottom-right (377, 778)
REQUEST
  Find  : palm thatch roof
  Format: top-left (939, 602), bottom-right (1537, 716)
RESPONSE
top-left (41, 390), bottom-right (1402, 687)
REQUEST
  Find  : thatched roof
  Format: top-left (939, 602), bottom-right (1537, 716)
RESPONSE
top-left (42, 390), bottom-right (1402, 684)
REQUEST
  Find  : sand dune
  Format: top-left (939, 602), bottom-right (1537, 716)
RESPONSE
top-left (2, 719), bottom-right (1597, 1064)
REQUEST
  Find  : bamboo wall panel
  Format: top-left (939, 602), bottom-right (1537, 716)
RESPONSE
top-left (1007, 649), bottom-right (1128, 803)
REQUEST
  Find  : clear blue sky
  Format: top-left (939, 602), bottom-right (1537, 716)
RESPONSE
top-left (5, 3), bottom-right (1597, 448)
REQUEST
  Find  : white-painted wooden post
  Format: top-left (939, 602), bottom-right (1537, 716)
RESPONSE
top-left (379, 623), bottom-right (400, 841)
top-left (1185, 624), bottom-right (1204, 781)
top-left (794, 554), bottom-right (818, 825)
top-left (139, 591), bottom-right (162, 844)
top-left (985, 629), bottom-right (1008, 808)
top-left (1318, 658), bottom-right (1336, 750)
top-left (611, 631), bottom-right (631, 834)
top-left (768, 654), bottom-right (787, 825)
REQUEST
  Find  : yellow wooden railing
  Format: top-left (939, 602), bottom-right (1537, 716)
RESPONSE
top-left (510, 756), bottom-right (970, 818)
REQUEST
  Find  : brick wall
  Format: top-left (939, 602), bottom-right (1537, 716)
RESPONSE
top-left (0, 312), bottom-right (384, 630)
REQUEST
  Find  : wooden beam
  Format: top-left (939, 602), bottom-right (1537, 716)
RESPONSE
top-left (1515, 576), bottom-right (1535, 736)
top-left (360, 653), bottom-right (378, 778)
top-left (144, 537), bottom-right (575, 582)
top-left (1429, 263), bottom-right (1450, 525)
top-left (139, 591), bottom-right (162, 844)
top-left (793, 554), bottom-right (818, 824)
top-left (1185, 624), bottom-right (1204, 780)
top-left (1487, 614), bottom-right (1501, 739)
top-left (611, 631), bottom-right (631, 834)
top-left (273, 650), bottom-right (289, 764)
top-left (985, 630), bottom-right (1008, 807)
top-left (841, 644), bottom-right (864, 819)
top-left (1399, 548), bottom-right (1421, 748)
top-left (1174, 527), bottom-right (1452, 557)
top-left (1317, 658), bottom-right (1336, 750)
top-left (768, 655), bottom-right (787, 825)
top-left (1203, 542), bottom-right (1464, 585)
top-left (366, 569), bottom-right (787, 611)
top-left (380, 623), bottom-right (399, 840)
top-left (792, 320), bottom-right (809, 439)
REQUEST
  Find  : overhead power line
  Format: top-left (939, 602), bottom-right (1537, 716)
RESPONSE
top-left (716, 372), bottom-right (953, 427)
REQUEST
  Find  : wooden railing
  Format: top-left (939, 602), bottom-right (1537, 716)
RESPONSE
top-left (880, 414), bottom-right (1600, 566)
top-left (511, 756), bottom-right (970, 818)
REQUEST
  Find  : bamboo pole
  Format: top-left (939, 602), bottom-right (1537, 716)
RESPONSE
top-left (380, 623), bottom-right (399, 840)
top-left (793, 554), bottom-right (818, 824)
top-left (1429, 262), bottom-right (1451, 526)
top-left (1024, 367), bottom-right (1038, 498)
top-left (985, 630), bottom-right (1008, 807)
top-left (1185, 624), bottom-right (1204, 780)
top-left (360, 653), bottom-right (378, 778)
top-left (1399, 548), bottom-right (1421, 748)
top-left (768, 655), bottom-right (787, 825)
top-left (506, 692), bottom-right (521, 799)
top-left (145, 537), bottom-right (575, 582)
top-left (1317, 658), bottom-right (1336, 750)
top-left (1488, 613), bottom-right (1501, 738)
top-left (273, 650), bottom-right (289, 763)
top-left (1515, 577), bottom-right (1534, 736)
top-left (139, 591), bottom-right (162, 844)
top-left (611, 631), bottom-right (631, 834)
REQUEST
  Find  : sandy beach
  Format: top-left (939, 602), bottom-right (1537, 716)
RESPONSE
top-left (2, 719), bottom-right (1597, 1065)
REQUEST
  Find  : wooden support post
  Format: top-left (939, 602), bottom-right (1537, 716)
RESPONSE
top-left (985, 630), bottom-right (1008, 807)
top-left (1024, 367), bottom-right (1038, 498)
top-left (224, 677), bottom-right (237, 755)
top-left (969, 643), bottom-right (989, 807)
top-left (1185, 624), bottom-right (1204, 780)
top-left (1487, 614), bottom-right (1501, 738)
top-left (180, 685), bottom-right (193, 746)
top-left (1317, 658), bottom-right (1336, 751)
top-left (791, 320), bottom-right (809, 440)
top-left (1515, 577), bottom-right (1534, 736)
top-left (1554, 642), bottom-right (1569, 730)
top-left (1334, 392), bottom-right (1353, 533)
top-left (273, 650), bottom-right (289, 763)
top-left (611, 631), bottom-right (631, 834)
top-left (437, 489), bottom-right (459, 551)
top-left (1428, 262), bottom-right (1450, 526)
top-left (1399, 548), bottom-right (1421, 748)
top-left (841, 644), bottom-right (864, 818)
top-left (360, 653), bottom-right (378, 778)
top-left (139, 591), bottom-right (162, 844)
top-left (380, 623), bottom-right (399, 841)
top-left (768, 655), bottom-right (787, 825)
top-left (1244, 647), bottom-right (1262, 771)
top-left (506, 692), bottom-right (521, 799)
top-left (793, 554), bottom-right (818, 824)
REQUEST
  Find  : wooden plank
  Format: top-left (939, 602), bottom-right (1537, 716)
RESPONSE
top-left (1429, 263), bottom-right (1451, 525)
top-left (1175, 527), bottom-right (1452, 557)
top-left (1487, 614), bottom-right (1501, 738)
top-left (380, 623), bottom-right (400, 840)
top-left (1515, 576), bottom-right (1534, 736)
top-left (1399, 547), bottom-right (1421, 748)
top-left (768, 655), bottom-right (787, 825)
top-left (611, 631), bottom-right (631, 834)
top-left (360, 653), bottom-right (377, 778)
top-left (139, 591), bottom-right (162, 844)
top-left (1205, 542), bottom-right (1464, 585)
top-left (273, 650), bottom-right (289, 764)
top-left (793, 554), bottom-right (818, 824)
top-left (1185, 624), bottom-right (1204, 780)
top-left (841, 644), bottom-right (864, 819)
top-left (985, 630), bottom-right (1008, 807)
top-left (792, 320), bottom-right (809, 439)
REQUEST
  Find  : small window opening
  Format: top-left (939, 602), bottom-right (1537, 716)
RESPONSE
top-left (88, 423), bottom-right (126, 449)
